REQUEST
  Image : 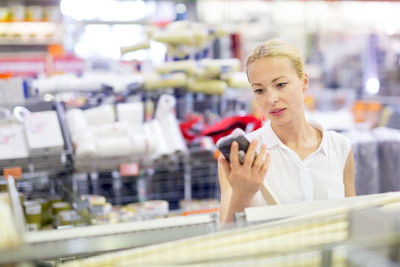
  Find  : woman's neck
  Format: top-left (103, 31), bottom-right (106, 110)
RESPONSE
top-left (271, 114), bottom-right (316, 149)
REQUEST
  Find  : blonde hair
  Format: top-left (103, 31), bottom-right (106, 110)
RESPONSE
top-left (246, 39), bottom-right (305, 79)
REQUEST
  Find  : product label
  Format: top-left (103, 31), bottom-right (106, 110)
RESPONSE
top-left (119, 163), bottom-right (139, 177)
top-left (26, 223), bottom-right (38, 232)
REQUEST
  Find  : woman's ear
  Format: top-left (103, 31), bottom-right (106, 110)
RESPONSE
top-left (302, 73), bottom-right (309, 93)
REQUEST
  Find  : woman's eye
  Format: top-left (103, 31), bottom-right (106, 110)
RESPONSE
top-left (254, 89), bottom-right (264, 94)
top-left (276, 83), bottom-right (287, 88)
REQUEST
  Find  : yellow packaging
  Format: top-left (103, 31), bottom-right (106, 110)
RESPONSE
top-left (24, 201), bottom-right (41, 231)
top-left (58, 210), bottom-right (81, 227)
top-left (52, 201), bottom-right (71, 216)
top-left (33, 198), bottom-right (51, 226)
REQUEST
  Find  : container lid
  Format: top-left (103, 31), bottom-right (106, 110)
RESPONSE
top-left (24, 201), bottom-right (41, 215)
top-left (52, 201), bottom-right (70, 209)
top-left (32, 198), bottom-right (48, 204)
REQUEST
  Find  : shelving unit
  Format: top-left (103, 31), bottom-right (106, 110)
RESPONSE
top-left (0, 100), bottom-right (73, 176)
top-left (0, 0), bottom-right (63, 56)
top-left (0, 176), bottom-right (219, 265)
top-left (0, 21), bottom-right (63, 45)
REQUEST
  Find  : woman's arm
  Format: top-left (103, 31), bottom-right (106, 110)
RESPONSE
top-left (343, 147), bottom-right (356, 197)
top-left (218, 140), bottom-right (270, 225)
top-left (217, 157), bottom-right (232, 224)
top-left (218, 160), bottom-right (255, 224)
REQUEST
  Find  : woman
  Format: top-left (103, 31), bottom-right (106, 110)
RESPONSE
top-left (218, 40), bottom-right (356, 224)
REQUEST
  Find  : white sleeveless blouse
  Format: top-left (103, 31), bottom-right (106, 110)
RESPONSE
top-left (247, 120), bottom-right (351, 207)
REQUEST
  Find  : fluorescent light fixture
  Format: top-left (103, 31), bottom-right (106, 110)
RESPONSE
top-left (60, 0), bottom-right (147, 21)
top-left (365, 78), bottom-right (380, 95)
top-left (176, 3), bottom-right (187, 14)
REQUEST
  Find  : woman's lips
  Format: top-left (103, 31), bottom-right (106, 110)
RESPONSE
top-left (269, 108), bottom-right (286, 117)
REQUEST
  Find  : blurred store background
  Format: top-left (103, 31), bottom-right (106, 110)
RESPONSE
top-left (2, 0), bottom-right (400, 266)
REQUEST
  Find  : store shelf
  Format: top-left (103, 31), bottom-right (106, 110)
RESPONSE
top-left (0, 40), bottom-right (59, 46)
top-left (237, 192), bottom-right (400, 225)
top-left (0, 21), bottom-right (63, 47)
top-left (75, 20), bottom-right (148, 25)
top-left (0, 213), bottom-right (218, 264)
top-left (52, 192), bottom-right (400, 266)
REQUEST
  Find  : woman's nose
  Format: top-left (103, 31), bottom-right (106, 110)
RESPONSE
top-left (266, 90), bottom-right (279, 105)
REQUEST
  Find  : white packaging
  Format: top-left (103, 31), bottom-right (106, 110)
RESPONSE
top-left (159, 113), bottom-right (187, 154)
top-left (24, 111), bottom-right (64, 155)
top-left (131, 133), bottom-right (147, 154)
top-left (83, 105), bottom-right (115, 126)
top-left (143, 122), bottom-right (158, 154)
top-left (75, 139), bottom-right (97, 159)
top-left (149, 120), bottom-right (171, 157)
top-left (155, 95), bottom-right (187, 154)
top-left (117, 102), bottom-right (143, 125)
top-left (66, 108), bottom-right (88, 135)
top-left (93, 122), bottom-right (132, 138)
top-left (0, 123), bottom-right (29, 160)
top-left (96, 137), bottom-right (133, 157)
top-left (71, 129), bottom-right (94, 144)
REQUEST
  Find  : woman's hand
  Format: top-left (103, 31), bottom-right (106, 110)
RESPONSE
top-left (218, 139), bottom-right (271, 202)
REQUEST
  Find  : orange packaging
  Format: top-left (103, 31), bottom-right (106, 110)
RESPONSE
top-left (352, 100), bottom-right (382, 127)
top-left (4, 166), bottom-right (22, 179)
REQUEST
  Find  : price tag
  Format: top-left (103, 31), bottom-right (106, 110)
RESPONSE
top-left (3, 166), bottom-right (22, 179)
top-left (119, 163), bottom-right (139, 177)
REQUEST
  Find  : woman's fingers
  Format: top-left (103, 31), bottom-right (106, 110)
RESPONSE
top-left (229, 141), bottom-right (240, 166)
top-left (218, 157), bottom-right (231, 176)
top-left (244, 139), bottom-right (258, 166)
top-left (252, 144), bottom-right (267, 172)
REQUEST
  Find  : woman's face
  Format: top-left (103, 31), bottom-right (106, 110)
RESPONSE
top-left (247, 56), bottom-right (308, 126)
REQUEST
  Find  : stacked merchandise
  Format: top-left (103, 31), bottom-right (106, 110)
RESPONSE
top-left (0, 4), bottom-right (62, 44)
top-left (343, 126), bottom-right (400, 195)
top-left (66, 95), bottom-right (191, 209)
top-left (372, 127), bottom-right (400, 193)
top-left (123, 21), bottom-right (229, 61)
top-left (30, 21), bottom-right (250, 111)
top-left (31, 72), bottom-right (144, 96)
top-left (26, 21), bottom-right (250, 217)
top-left (66, 94), bottom-right (187, 171)
top-left (144, 58), bottom-right (247, 95)
top-left (380, 105), bottom-right (400, 130)
top-left (343, 130), bottom-right (379, 195)
top-left (0, 102), bottom-right (68, 175)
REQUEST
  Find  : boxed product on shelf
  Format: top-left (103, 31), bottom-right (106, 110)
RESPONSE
top-left (0, 123), bottom-right (29, 161)
top-left (24, 111), bottom-right (65, 155)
